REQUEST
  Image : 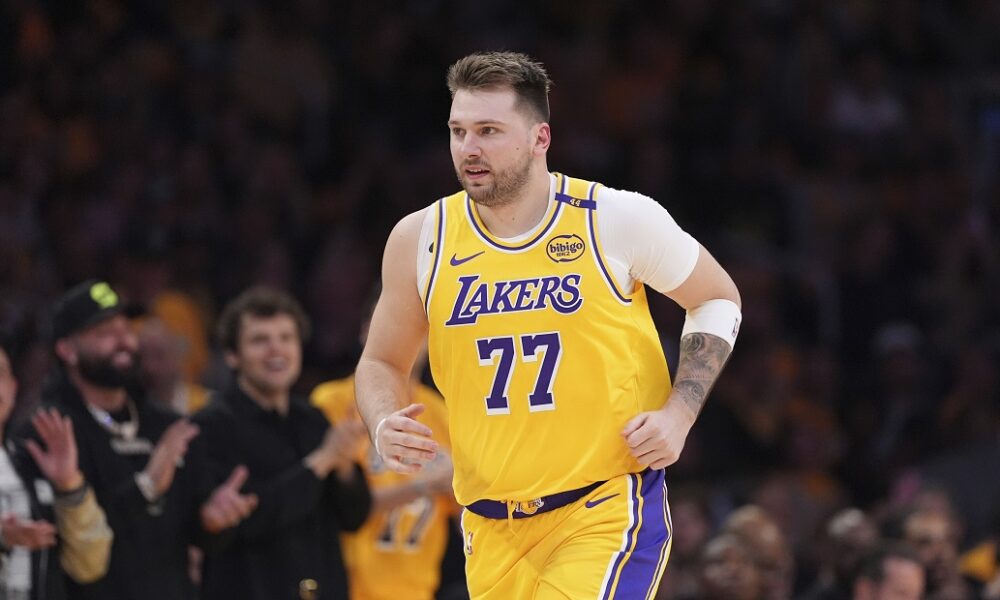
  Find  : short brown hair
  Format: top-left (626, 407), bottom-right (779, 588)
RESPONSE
top-left (447, 51), bottom-right (552, 122)
top-left (217, 287), bottom-right (311, 352)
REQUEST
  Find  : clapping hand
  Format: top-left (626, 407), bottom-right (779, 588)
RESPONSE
top-left (25, 408), bottom-right (84, 492)
top-left (305, 421), bottom-right (367, 479)
top-left (1, 514), bottom-right (56, 550)
top-left (200, 465), bottom-right (258, 534)
top-left (144, 420), bottom-right (200, 497)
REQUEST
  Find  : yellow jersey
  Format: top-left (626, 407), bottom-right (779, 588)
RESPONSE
top-left (311, 377), bottom-right (454, 600)
top-left (423, 173), bottom-right (672, 505)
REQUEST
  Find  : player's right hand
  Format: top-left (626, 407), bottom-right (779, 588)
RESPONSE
top-left (376, 403), bottom-right (438, 474)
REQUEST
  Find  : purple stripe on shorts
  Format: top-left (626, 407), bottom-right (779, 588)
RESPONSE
top-left (611, 469), bottom-right (671, 599)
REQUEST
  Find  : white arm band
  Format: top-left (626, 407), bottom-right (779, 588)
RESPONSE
top-left (681, 299), bottom-right (742, 350)
top-left (373, 417), bottom-right (389, 458)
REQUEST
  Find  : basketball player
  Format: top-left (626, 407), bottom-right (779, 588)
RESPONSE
top-left (355, 51), bottom-right (742, 599)
top-left (312, 320), bottom-right (456, 600)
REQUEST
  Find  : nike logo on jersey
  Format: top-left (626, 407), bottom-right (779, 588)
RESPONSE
top-left (585, 493), bottom-right (619, 509)
top-left (445, 274), bottom-right (584, 326)
top-left (450, 251), bottom-right (485, 266)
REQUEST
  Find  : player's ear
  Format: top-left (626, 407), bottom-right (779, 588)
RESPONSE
top-left (533, 122), bottom-right (551, 156)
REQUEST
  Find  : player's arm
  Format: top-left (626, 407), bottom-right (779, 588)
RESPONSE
top-left (603, 191), bottom-right (741, 469)
top-left (355, 209), bottom-right (439, 474)
top-left (624, 244), bottom-right (741, 469)
top-left (664, 244), bottom-right (741, 413)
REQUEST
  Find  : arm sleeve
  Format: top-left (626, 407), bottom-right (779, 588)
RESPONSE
top-left (234, 464), bottom-right (327, 542)
top-left (55, 485), bottom-right (114, 583)
top-left (596, 188), bottom-right (700, 295)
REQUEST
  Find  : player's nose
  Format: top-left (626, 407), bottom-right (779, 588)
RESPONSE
top-left (459, 134), bottom-right (482, 157)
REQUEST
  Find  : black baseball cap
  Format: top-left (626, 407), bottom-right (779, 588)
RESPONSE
top-left (51, 279), bottom-right (125, 340)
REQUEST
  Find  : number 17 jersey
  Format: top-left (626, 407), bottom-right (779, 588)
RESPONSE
top-left (423, 173), bottom-right (672, 505)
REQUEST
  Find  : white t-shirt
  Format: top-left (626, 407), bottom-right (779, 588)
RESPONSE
top-left (417, 174), bottom-right (699, 297)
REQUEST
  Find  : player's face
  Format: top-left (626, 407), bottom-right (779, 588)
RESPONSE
top-left (449, 87), bottom-right (543, 208)
top-left (228, 313), bottom-right (302, 397)
top-left (0, 348), bottom-right (18, 426)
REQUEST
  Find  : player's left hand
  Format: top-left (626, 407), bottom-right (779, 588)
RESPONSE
top-left (621, 401), bottom-right (697, 469)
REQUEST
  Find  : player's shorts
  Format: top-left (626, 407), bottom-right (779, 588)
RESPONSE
top-left (459, 468), bottom-right (672, 600)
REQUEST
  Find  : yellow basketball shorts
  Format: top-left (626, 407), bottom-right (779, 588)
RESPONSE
top-left (459, 469), bottom-right (672, 599)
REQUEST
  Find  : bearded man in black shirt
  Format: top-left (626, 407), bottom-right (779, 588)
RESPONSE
top-left (40, 280), bottom-right (256, 600)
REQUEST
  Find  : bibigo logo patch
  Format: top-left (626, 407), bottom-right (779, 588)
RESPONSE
top-left (545, 234), bottom-right (586, 263)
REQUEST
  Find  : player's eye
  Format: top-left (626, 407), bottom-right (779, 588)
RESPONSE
top-left (481, 126), bottom-right (496, 135)
top-left (451, 127), bottom-right (465, 138)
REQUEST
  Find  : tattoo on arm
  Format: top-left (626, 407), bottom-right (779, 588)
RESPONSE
top-left (672, 333), bottom-right (733, 416)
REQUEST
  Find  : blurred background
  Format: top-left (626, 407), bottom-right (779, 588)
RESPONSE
top-left (1, 0), bottom-right (999, 598)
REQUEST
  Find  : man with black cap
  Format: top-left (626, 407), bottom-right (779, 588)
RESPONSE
top-left (34, 279), bottom-right (257, 600)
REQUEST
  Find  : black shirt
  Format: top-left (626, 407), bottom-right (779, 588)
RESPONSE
top-left (39, 373), bottom-right (217, 600)
top-left (194, 382), bottom-right (371, 600)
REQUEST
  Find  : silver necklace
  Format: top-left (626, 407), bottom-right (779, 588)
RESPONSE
top-left (87, 398), bottom-right (139, 441)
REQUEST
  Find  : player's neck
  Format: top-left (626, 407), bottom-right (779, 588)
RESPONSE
top-left (476, 168), bottom-right (551, 239)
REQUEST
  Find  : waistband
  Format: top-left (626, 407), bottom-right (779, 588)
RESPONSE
top-left (465, 480), bottom-right (606, 519)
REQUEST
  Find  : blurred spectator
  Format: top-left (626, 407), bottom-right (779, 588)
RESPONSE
top-left (721, 505), bottom-right (794, 600)
top-left (959, 506), bottom-right (1000, 599)
top-left (656, 492), bottom-right (713, 600)
top-left (842, 322), bottom-right (938, 504)
top-left (900, 507), bottom-right (975, 600)
top-left (40, 280), bottom-right (255, 600)
top-left (852, 542), bottom-right (924, 600)
top-left (1, 334), bottom-right (113, 599)
top-left (803, 508), bottom-right (880, 600)
top-left (137, 318), bottom-right (210, 415)
top-left (194, 287), bottom-right (371, 600)
top-left (696, 532), bottom-right (765, 600)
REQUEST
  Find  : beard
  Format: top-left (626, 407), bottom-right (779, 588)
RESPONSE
top-left (457, 151), bottom-right (532, 208)
top-left (77, 349), bottom-right (140, 389)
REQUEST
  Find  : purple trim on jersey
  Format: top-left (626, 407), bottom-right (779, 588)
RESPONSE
top-left (586, 184), bottom-right (632, 304)
top-left (600, 472), bottom-right (642, 600)
top-left (423, 199), bottom-right (445, 314)
top-left (464, 175), bottom-right (567, 252)
top-left (611, 469), bottom-right (671, 599)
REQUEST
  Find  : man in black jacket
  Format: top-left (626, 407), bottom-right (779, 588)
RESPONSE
top-left (1, 333), bottom-right (113, 600)
top-left (195, 286), bottom-right (371, 600)
top-left (40, 280), bottom-right (257, 600)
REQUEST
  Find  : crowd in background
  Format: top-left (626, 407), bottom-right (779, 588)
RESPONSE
top-left (1, 0), bottom-right (999, 598)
